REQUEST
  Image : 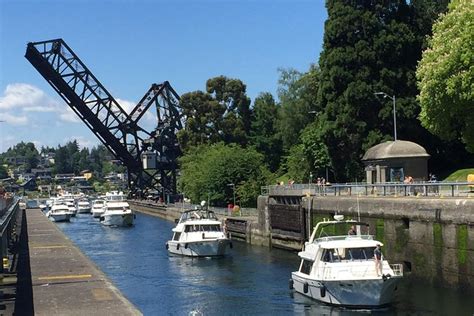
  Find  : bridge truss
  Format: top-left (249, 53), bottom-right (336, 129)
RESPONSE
top-left (25, 39), bottom-right (183, 197)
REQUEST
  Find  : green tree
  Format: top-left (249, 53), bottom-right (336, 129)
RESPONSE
top-left (178, 76), bottom-right (252, 152)
top-left (316, 1), bottom-right (451, 181)
top-left (177, 91), bottom-right (224, 151)
top-left (284, 120), bottom-right (331, 183)
top-left (276, 66), bottom-right (321, 152)
top-left (249, 92), bottom-right (282, 172)
top-left (417, 0), bottom-right (474, 152)
top-left (2, 142), bottom-right (39, 171)
top-left (53, 145), bottom-right (71, 174)
top-left (179, 143), bottom-right (270, 207)
top-left (207, 76), bottom-right (252, 144)
top-left (89, 145), bottom-right (110, 178)
top-left (0, 165), bottom-right (8, 179)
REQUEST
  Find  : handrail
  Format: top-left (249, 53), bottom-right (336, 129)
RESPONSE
top-left (0, 197), bottom-right (19, 237)
top-left (262, 181), bottom-right (474, 197)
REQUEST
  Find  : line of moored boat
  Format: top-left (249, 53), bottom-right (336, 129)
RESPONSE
top-left (41, 191), bottom-right (135, 227)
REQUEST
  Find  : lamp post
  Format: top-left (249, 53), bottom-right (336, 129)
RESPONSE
top-left (374, 92), bottom-right (397, 141)
top-left (309, 172), bottom-right (313, 193)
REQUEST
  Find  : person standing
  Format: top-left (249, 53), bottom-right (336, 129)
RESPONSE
top-left (374, 244), bottom-right (383, 276)
top-left (348, 225), bottom-right (356, 235)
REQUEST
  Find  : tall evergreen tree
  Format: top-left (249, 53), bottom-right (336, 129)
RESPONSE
top-left (249, 92), bottom-right (282, 172)
top-left (317, 1), bottom-right (451, 181)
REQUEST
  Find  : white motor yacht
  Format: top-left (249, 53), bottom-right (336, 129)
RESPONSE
top-left (100, 192), bottom-right (134, 227)
top-left (46, 204), bottom-right (72, 222)
top-left (91, 199), bottom-right (106, 218)
top-left (76, 198), bottom-right (92, 214)
top-left (166, 205), bottom-right (231, 257)
top-left (290, 215), bottom-right (403, 308)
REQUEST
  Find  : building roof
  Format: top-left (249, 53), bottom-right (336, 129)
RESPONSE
top-left (362, 140), bottom-right (430, 161)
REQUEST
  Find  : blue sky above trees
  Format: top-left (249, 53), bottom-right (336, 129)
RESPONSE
top-left (0, 0), bottom-right (326, 152)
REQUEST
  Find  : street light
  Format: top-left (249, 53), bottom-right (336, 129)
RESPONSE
top-left (374, 92), bottom-right (397, 141)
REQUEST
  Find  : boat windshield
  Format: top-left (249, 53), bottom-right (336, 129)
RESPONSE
top-left (321, 247), bottom-right (376, 262)
top-left (184, 224), bottom-right (221, 232)
top-left (180, 210), bottom-right (218, 221)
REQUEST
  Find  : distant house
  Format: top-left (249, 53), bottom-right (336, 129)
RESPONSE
top-left (55, 173), bottom-right (75, 183)
top-left (40, 152), bottom-right (55, 166)
top-left (38, 184), bottom-right (53, 194)
top-left (80, 170), bottom-right (93, 180)
top-left (31, 168), bottom-right (52, 181)
top-left (6, 156), bottom-right (27, 166)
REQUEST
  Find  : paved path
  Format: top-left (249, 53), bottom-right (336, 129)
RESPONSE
top-left (26, 209), bottom-right (141, 316)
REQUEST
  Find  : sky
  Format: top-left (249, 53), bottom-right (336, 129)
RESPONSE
top-left (0, 0), bottom-right (327, 152)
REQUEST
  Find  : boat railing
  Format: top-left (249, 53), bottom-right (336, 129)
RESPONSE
top-left (314, 235), bottom-right (374, 243)
top-left (390, 263), bottom-right (404, 276)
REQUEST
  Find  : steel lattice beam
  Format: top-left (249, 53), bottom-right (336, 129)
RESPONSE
top-left (25, 39), bottom-right (182, 197)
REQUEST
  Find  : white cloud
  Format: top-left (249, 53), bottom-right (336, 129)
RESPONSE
top-left (23, 106), bottom-right (58, 112)
top-left (0, 83), bottom-right (59, 111)
top-left (116, 98), bottom-right (136, 114)
top-left (31, 140), bottom-right (43, 149)
top-left (0, 83), bottom-right (83, 124)
top-left (0, 112), bottom-right (28, 125)
top-left (0, 135), bottom-right (19, 152)
top-left (59, 107), bottom-right (81, 123)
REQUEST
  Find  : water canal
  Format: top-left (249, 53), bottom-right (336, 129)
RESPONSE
top-left (54, 212), bottom-right (473, 315)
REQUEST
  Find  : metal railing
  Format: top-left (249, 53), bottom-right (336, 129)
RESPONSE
top-left (0, 197), bottom-right (20, 273)
top-left (262, 181), bottom-right (474, 198)
top-left (130, 199), bottom-right (258, 217)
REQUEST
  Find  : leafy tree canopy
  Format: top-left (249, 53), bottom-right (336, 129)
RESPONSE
top-left (276, 66), bottom-right (321, 152)
top-left (2, 141), bottom-right (39, 171)
top-left (178, 143), bottom-right (271, 207)
top-left (249, 92), bottom-right (282, 172)
top-left (417, 0), bottom-right (474, 152)
top-left (178, 76), bottom-right (251, 152)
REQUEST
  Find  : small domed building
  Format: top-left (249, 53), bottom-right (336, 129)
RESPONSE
top-left (362, 140), bottom-right (430, 183)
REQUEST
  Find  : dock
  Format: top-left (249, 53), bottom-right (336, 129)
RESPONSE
top-left (25, 209), bottom-right (141, 315)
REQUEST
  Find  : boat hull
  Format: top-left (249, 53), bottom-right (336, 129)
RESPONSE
top-left (48, 213), bottom-right (71, 222)
top-left (100, 213), bottom-right (134, 227)
top-left (77, 207), bottom-right (91, 214)
top-left (167, 239), bottom-right (230, 257)
top-left (291, 272), bottom-right (401, 307)
top-left (92, 210), bottom-right (104, 218)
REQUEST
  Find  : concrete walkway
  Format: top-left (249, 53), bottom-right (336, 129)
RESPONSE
top-left (26, 209), bottom-right (141, 316)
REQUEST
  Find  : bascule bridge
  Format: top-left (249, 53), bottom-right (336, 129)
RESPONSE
top-left (25, 39), bottom-right (183, 199)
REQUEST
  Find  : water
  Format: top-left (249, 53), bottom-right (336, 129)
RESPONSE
top-left (55, 212), bottom-right (474, 315)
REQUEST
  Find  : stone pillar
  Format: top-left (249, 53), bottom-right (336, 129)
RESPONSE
top-left (380, 166), bottom-right (387, 183)
top-left (366, 169), bottom-right (373, 184)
